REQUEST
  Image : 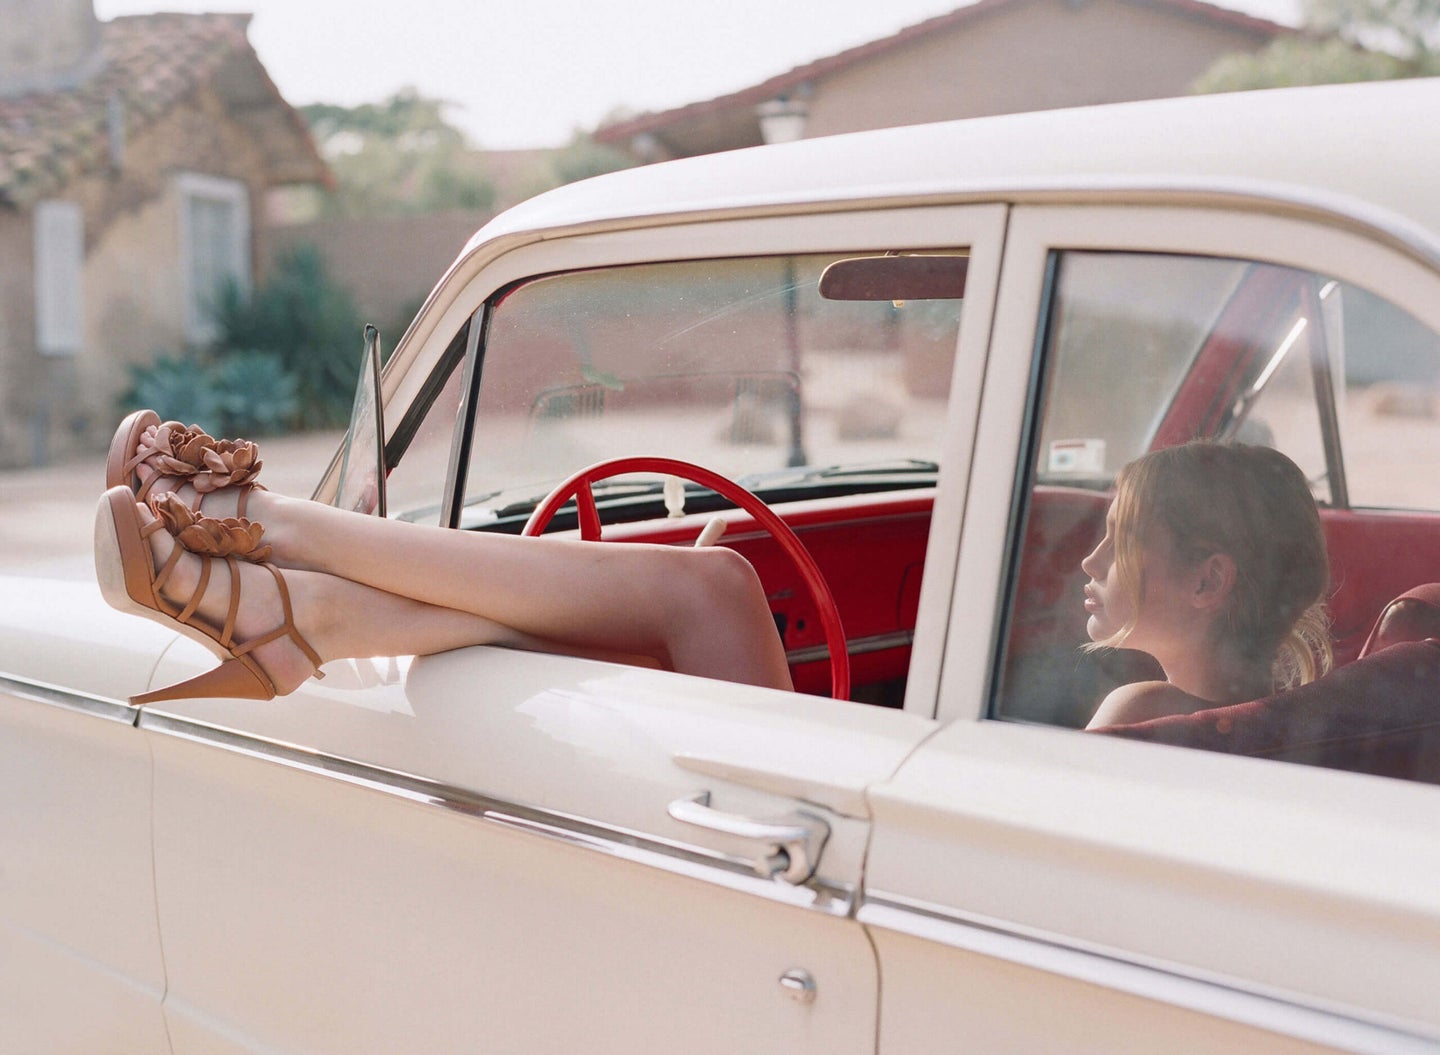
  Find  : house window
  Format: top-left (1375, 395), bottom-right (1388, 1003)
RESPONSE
top-left (34, 199), bottom-right (84, 356)
top-left (177, 173), bottom-right (250, 344)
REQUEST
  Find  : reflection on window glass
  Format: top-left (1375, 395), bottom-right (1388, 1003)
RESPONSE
top-left (383, 356), bottom-right (467, 524)
top-left (1332, 282), bottom-right (1440, 510)
top-left (1037, 253), bottom-right (1246, 483)
top-left (458, 253), bottom-right (964, 528)
top-left (1225, 294), bottom-right (1330, 505)
top-left (996, 250), bottom-right (1440, 789)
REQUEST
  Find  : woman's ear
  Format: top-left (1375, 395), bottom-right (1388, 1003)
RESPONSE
top-left (1192, 553), bottom-right (1237, 610)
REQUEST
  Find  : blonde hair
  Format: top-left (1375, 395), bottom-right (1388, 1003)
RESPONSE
top-left (1093, 442), bottom-right (1332, 691)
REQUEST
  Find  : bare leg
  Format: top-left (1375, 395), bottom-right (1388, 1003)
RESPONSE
top-left (137, 502), bottom-right (528, 696)
top-left (138, 467), bottom-right (793, 691)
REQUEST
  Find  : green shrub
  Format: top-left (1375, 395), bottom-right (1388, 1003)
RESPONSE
top-left (122, 354), bottom-right (223, 435)
top-left (122, 351), bottom-right (300, 438)
top-left (213, 351), bottom-right (300, 436)
top-left (211, 245), bottom-right (363, 428)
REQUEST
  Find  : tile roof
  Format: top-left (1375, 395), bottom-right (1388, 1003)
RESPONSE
top-left (0, 12), bottom-right (325, 208)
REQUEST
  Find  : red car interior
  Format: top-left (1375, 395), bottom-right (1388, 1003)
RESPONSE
top-left (1360, 584), bottom-right (1440, 657)
top-left (1152, 264), bottom-right (1309, 450)
top-left (601, 490), bottom-right (934, 704)
top-left (602, 478), bottom-right (1440, 752)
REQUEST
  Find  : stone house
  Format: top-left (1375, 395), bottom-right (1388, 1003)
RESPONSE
top-left (596, 0), bottom-right (1293, 160)
top-left (0, 1), bottom-right (328, 467)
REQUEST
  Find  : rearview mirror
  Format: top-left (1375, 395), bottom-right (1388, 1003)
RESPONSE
top-left (818, 254), bottom-right (968, 301)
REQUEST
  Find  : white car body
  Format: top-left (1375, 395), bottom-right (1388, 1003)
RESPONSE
top-left (4, 78), bottom-right (1440, 1053)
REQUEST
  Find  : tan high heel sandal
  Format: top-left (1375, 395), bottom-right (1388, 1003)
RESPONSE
top-left (106, 413), bottom-right (265, 516)
top-left (94, 485), bottom-right (323, 705)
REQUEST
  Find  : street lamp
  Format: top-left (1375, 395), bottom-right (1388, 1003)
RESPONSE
top-left (756, 96), bottom-right (808, 146)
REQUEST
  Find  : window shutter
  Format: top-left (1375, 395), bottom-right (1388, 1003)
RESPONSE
top-left (177, 174), bottom-right (250, 344)
top-left (34, 199), bottom-right (85, 356)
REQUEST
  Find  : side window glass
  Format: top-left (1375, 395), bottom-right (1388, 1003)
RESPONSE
top-left (1332, 283), bottom-right (1440, 510)
top-left (995, 249), bottom-right (1440, 788)
top-left (382, 326), bottom-right (470, 525)
top-left (1230, 309), bottom-right (1329, 500)
top-left (441, 250), bottom-right (969, 702)
top-left (1218, 275), bottom-right (1332, 505)
top-left (1037, 252), bottom-right (1246, 481)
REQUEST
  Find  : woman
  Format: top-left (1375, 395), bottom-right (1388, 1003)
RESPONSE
top-left (1081, 442), bottom-right (1332, 729)
top-left (96, 413), bottom-right (792, 705)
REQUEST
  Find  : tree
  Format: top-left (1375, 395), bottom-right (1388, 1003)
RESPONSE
top-left (1309, 0), bottom-right (1440, 59)
top-left (301, 88), bottom-right (497, 217)
top-left (211, 245), bottom-right (364, 428)
top-left (1192, 0), bottom-right (1440, 93)
top-left (549, 132), bottom-right (638, 186)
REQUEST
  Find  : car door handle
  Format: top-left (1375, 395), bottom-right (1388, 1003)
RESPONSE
top-left (667, 791), bottom-right (830, 884)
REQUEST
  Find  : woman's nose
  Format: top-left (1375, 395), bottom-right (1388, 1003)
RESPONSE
top-left (1080, 541), bottom-right (1104, 579)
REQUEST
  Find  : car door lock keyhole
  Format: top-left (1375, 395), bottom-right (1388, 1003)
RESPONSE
top-left (779, 968), bottom-right (816, 1004)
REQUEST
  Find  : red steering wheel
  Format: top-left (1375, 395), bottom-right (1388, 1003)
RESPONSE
top-left (521, 456), bottom-right (850, 700)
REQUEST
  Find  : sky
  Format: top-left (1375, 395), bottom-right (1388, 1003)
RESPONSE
top-left (92, 0), bottom-right (1304, 150)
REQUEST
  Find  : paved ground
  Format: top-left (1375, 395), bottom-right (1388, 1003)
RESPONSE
top-left (0, 430), bottom-right (345, 580)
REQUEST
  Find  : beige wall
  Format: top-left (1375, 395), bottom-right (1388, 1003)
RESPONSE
top-left (803, 0), bottom-right (1272, 137)
top-left (267, 209), bottom-right (492, 347)
top-left (0, 209), bottom-right (39, 464)
top-left (0, 82), bottom-right (278, 466)
top-left (80, 190), bottom-right (184, 405)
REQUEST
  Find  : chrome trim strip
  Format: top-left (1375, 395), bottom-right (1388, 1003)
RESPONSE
top-left (0, 671), bottom-right (137, 725)
top-left (139, 710), bottom-right (853, 916)
top-left (787, 630), bottom-right (912, 666)
top-left (859, 890), bottom-right (1440, 1055)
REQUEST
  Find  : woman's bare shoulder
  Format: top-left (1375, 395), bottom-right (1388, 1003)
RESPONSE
top-left (1085, 680), bottom-right (1212, 729)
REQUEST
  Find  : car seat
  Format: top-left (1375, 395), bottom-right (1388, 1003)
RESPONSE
top-left (1358, 583), bottom-right (1440, 658)
top-left (1092, 638), bottom-right (1440, 784)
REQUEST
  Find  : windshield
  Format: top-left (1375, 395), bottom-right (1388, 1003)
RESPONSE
top-left (451, 252), bottom-right (965, 528)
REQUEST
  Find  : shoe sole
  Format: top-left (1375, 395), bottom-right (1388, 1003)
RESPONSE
top-left (94, 486), bottom-right (228, 666)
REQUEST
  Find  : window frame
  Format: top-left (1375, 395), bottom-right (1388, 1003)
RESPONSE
top-left (938, 201), bottom-right (1440, 727)
top-left (361, 203), bottom-right (1009, 718)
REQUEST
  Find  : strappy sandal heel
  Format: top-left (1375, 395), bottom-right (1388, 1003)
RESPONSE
top-left (94, 485), bottom-right (323, 704)
top-left (107, 413), bottom-right (265, 515)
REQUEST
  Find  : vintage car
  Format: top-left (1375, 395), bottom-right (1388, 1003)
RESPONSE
top-left (4, 77), bottom-right (1440, 1053)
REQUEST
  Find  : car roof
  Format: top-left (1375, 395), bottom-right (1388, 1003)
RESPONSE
top-left (467, 78), bottom-right (1440, 257)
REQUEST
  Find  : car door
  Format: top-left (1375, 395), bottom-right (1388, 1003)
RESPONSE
top-left (863, 203), bottom-right (1440, 1052)
top-left (134, 203), bottom-right (1006, 1055)
top-left (0, 590), bottom-right (172, 1054)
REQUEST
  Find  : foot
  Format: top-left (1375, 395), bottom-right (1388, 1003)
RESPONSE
top-left (132, 421), bottom-right (264, 518)
top-left (139, 501), bottom-right (324, 697)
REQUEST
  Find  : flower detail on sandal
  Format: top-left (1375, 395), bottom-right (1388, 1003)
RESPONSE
top-left (151, 491), bottom-right (273, 563)
top-left (139, 421), bottom-right (263, 495)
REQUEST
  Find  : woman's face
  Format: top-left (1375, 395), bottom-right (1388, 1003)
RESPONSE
top-left (1080, 502), bottom-right (1195, 653)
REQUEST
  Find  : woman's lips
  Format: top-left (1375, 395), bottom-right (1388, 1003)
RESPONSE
top-left (1083, 585), bottom-right (1102, 613)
